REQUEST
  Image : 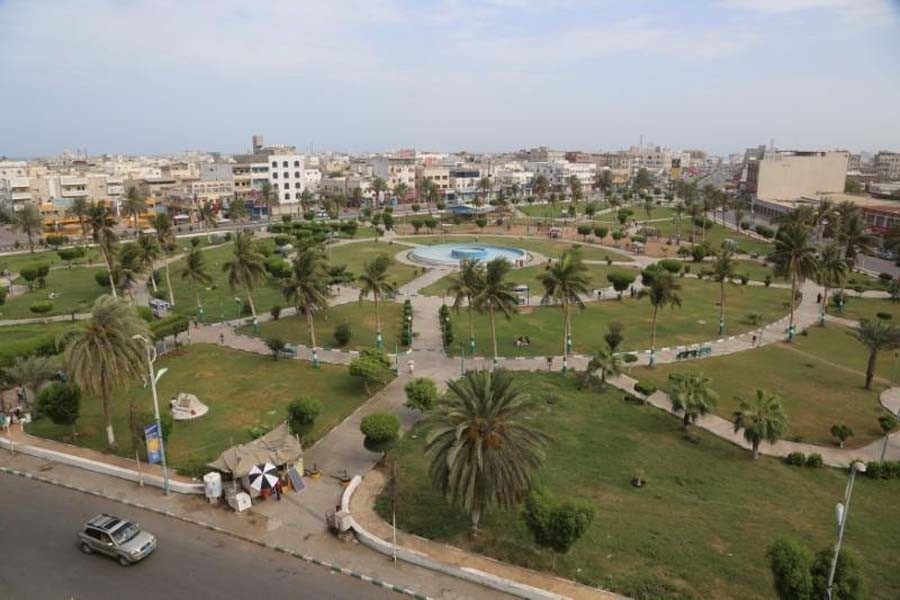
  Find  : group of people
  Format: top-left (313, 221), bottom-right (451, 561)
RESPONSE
top-left (0, 406), bottom-right (30, 433)
top-left (514, 336), bottom-right (532, 347)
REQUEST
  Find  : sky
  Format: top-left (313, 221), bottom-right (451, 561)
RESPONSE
top-left (1, 0), bottom-right (899, 158)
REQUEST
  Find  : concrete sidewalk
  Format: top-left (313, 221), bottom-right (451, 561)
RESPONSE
top-left (0, 449), bottom-right (502, 600)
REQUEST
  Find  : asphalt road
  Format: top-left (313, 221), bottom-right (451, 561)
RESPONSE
top-left (0, 473), bottom-right (393, 600)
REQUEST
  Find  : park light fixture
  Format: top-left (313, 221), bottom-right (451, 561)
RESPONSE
top-left (132, 334), bottom-right (170, 495)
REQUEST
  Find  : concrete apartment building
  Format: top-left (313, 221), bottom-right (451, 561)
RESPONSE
top-left (0, 161), bottom-right (33, 210)
top-left (745, 150), bottom-right (849, 201)
top-left (874, 151), bottom-right (900, 182)
top-left (417, 165), bottom-right (451, 192)
top-left (525, 161), bottom-right (596, 191)
top-left (369, 155), bottom-right (417, 195)
top-left (267, 153), bottom-right (305, 204)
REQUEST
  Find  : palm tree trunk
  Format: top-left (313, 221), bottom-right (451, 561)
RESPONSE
top-left (164, 262), bottom-right (174, 305)
top-left (489, 304), bottom-right (498, 365)
top-left (467, 300), bottom-right (475, 346)
top-left (752, 440), bottom-right (760, 459)
top-left (720, 280), bottom-right (726, 332)
top-left (471, 505), bottom-right (481, 537)
top-left (374, 293), bottom-right (381, 338)
top-left (822, 284), bottom-right (830, 324)
top-left (650, 305), bottom-right (659, 354)
top-left (306, 305), bottom-right (317, 348)
top-left (27, 231), bottom-right (34, 253)
top-left (102, 385), bottom-right (116, 448)
top-left (788, 273), bottom-right (797, 338)
top-left (195, 287), bottom-right (202, 311)
top-left (102, 250), bottom-right (117, 299)
top-left (865, 350), bottom-right (877, 390)
top-left (245, 287), bottom-right (257, 319)
top-left (149, 272), bottom-right (158, 292)
top-left (562, 302), bottom-right (569, 358)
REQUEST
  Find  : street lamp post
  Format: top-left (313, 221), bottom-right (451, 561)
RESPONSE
top-left (406, 315), bottom-right (412, 348)
top-left (825, 461), bottom-right (867, 600)
top-left (133, 335), bottom-right (170, 496)
top-left (459, 344), bottom-right (465, 376)
top-left (234, 297), bottom-right (242, 320)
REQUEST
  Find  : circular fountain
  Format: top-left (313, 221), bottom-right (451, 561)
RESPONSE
top-left (409, 243), bottom-right (527, 267)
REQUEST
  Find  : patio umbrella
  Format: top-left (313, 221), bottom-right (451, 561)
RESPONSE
top-left (247, 463), bottom-right (279, 492)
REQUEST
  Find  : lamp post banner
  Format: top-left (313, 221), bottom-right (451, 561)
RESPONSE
top-left (144, 422), bottom-right (162, 464)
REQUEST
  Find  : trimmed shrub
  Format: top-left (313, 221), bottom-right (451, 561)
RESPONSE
top-left (270, 305), bottom-right (282, 320)
top-left (404, 377), bottom-right (438, 412)
top-left (29, 301), bottom-right (53, 314)
top-left (622, 354), bottom-right (638, 364)
top-left (755, 224), bottom-right (775, 239)
top-left (287, 396), bottom-right (321, 436)
top-left (805, 453), bottom-right (824, 468)
top-left (634, 382), bottom-right (657, 397)
top-left (334, 323), bottom-right (352, 346)
top-left (658, 259), bottom-right (682, 274)
top-left (45, 234), bottom-right (67, 247)
top-left (864, 460), bottom-right (900, 479)
top-left (360, 412), bottom-right (400, 452)
top-left (784, 452), bottom-right (806, 466)
top-left (136, 306), bottom-right (154, 322)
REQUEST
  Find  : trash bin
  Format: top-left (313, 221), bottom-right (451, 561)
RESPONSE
top-left (203, 471), bottom-right (222, 503)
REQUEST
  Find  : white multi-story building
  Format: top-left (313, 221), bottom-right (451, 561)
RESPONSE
top-left (267, 153), bottom-right (305, 205)
top-left (525, 161), bottom-right (595, 191)
top-left (369, 156), bottom-right (417, 194)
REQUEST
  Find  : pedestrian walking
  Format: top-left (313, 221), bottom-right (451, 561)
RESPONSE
top-left (219, 332), bottom-right (225, 345)
top-left (408, 359), bottom-right (415, 374)
top-left (751, 334), bottom-right (757, 347)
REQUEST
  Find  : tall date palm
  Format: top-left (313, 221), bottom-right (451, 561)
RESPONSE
top-left (772, 223), bottom-right (819, 341)
top-left (425, 369), bottom-right (549, 536)
top-left (357, 254), bottom-right (397, 349)
top-left (222, 230), bottom-right (266, 320)
top-left (282, 249), bottom-right (331, 349)
top-left (538, 248), bottom-right (591, 372)
top-left (473, 258), bottom-right (519, 366)
top-left (446, 258), bottom-right (485, 354)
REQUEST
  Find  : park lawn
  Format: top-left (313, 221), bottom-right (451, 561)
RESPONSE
top-left (729, 259), bottom-right (788, 283)
top-left (238, 301), bottom-right (406, 350)
top-left (26, 344), bottom-right (379, 472)
top-left (397, 235), bottom-right (633, 262)
top-left (379, 373), bottom-right (900, 600)
top-left (327, 241), bottom-right (421, 288)
top-left (167, 242), bottom-right (285, 323)
top-left (516, 201), bottom-right (608, 219)
top-left (652, 219), bottom-right (773, 256)
top-left (837, 296), bottom-right (900, 323)
top-left (845, 271), bottom-right (890, 293)
top-left (447, 278), bottom-right (792, 358)
top-left (634, 325), bottom-right (889, 447)
top-left (0, 247), bottom-right (103, 274)
top-left (0, 267), bottom-right (107, 320)
top-left (419, 263), bottom-right (641, 298)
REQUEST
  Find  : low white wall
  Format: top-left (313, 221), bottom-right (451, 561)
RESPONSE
top-left (342, 475), bottom-right (569, 600)
top-left (0, 437), bottom-right (204, 494)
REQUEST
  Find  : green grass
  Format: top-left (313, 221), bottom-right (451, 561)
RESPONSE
top-left (0, 267), bottom-right (107, 319)
top-left (397, 235), bottom-right (633, 262)
top-left (837, 297), bottom-right (900, 323)
top-left (635, 325), bottom-right (890, 447)
top-left (0, 321), bottom-right (75, 345)
top-left (730, 259), bottom-right (783, 283)
top-left (379, 372), bottom-right (900, 599)
top-left (845, 272), bottom-right (891, 293)
top-left (516, 202), bottom-right (609, 219)
top-left (419, 263), bottom-right (641, 298)
top-left (238, 301), bottom-right (407, 350)
top-left (167, 243), bottom-right (286, 323)
top-left (26, 344), bottom-right (380, 471)
top-left (0, 247), bottom-right (103, 273)
top-left (447, 278), bottom-right (792, 357)
top-left (327, 241), bottom-right (421, 288)
top-left (651, 220), bottom-right (773, 256)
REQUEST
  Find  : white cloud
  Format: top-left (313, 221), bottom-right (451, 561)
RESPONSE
top-left (719, 0), bottom-right (897, 20)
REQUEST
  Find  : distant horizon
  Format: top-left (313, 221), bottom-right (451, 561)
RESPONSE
top-left (2, 0), bottom-right (899, 158)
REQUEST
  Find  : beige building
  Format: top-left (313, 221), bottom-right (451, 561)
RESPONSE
top-left (746, 150), bottom-right (848, 201)
top-left (874, 151), bottom-right (900, 182)
top-left (417, 165), bottom-right (451, 191)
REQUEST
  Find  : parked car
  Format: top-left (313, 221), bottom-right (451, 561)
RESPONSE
top-left (78, 514), bottom-right (157, 566)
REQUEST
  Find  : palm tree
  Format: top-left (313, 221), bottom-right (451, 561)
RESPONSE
top-left (639, 272), bottom-right (682, 365)
top-left (837, 208), bottom-right (877, 265)
top-left (222, 230), bottom-right (266, 320)
top-left (446, 258), bottom-right (485, 353)
top-left (62, 295), bottom-right (149, 448)
top-left (197, 203), bottom-right (217, 231)
top-left (134, 233), bottom-right (161, 292)
top-left (299, 189), bottom-right (313, 214)
top-left (228, 197), bottom-right (249, 223)
top-left (473, 258), bottom-right (519, 365)
top-left (532, 174), bottom-right (549, 202)
top-left (425, 369), bottom-right (549, 536)
top-left (13, 204), bottom-right (43, 253)
top-left (668, 372), bottom-right (718, 430)
top-left (116, 243), bottom-right (145, 304)
top-left (152, 213), bottom-right (177, 305)
top-left (357, 254), bottom-right (397, 348)
top-left (393, 182), bottom-right (409, 204)
top-left (87, 202), bottom-right (118, 298)
top-left (583, 348), bottom-right (623, 389)
top-left (180, 245), bottom-right (213, 315)
top-left (774, 205), bottom-right (816, 229)
top-left (567, 175), bottom-right (583, 211)
top-left (122, 185), bottom-right (148, 233)
top-left (593, 169), bottom-right (612, 195)
top-left (673, 202), bottom-right (685, 243)
top-left (710, 244), bottom-right (736, 334)
top-left (259, 181), bottom-right (275, 222)
top-left (477, 176), bottom-right (492, 207)
top-left (772, 223), bottom-right (819, 341)
top-left (813, 198), bottom-right (836, 242)
top-left (854, 319), bottom-right (900, 389)
top-left (538, 249), bottom-right (591, 372)
top-left (2, 354), bottom-right (57, 408)
top-left (733, 389), bottom-right (788, 459)
top-left (818, 241), bottom-right (848, 324)
top-left (67, 197), bottom-right (91, 240)
top-left (371, 178), bottom-right (388, 206)
top-left (281, 249), bottom-right (331, 349)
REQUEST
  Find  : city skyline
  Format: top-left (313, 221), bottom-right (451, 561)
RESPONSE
top-left (1, 0), bottom-right (899, 158)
